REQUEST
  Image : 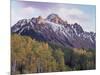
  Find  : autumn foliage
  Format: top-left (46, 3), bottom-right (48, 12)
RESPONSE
top-left (11, 34), bottom-right (95, 74)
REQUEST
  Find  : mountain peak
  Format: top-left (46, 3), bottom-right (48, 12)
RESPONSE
top-left (47, 13), bottom-right (59, 19)
top-left (36, 16), bottom-right (45, 25)
top-left (72, 23), bottom-right (84, 34)
top-left (46, 13), bottom-right (65, 25)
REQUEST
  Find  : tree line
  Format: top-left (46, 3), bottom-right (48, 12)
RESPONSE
top-left (11, 34), bottom-right (95, 74)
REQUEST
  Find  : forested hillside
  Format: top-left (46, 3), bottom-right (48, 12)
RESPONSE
top-left (11, 34), bottom-right (95, 74)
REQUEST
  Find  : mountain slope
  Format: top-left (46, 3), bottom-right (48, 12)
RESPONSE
top-left (11, 14), bottom-right (96, 49)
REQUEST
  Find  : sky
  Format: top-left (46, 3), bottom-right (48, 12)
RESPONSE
top-left (11, 0), bottom-right (96, 32)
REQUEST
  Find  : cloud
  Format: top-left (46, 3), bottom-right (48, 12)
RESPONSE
top-left (45, 7), bottom-right (90, 25)
top-left (11, 10), bottom-right (21, 25)
top-left (60, 8), bottom-right (89, 22)
top-left (19, 7), bottom-right (42, 18)
top-left (11, 2), bottom-right (95, 32)
top-left (47, 7), bottom-right (95, 32)
top-left (20, 7), bottom-right (34, 16)
top-left (11, 6), bottom-right (42, 26)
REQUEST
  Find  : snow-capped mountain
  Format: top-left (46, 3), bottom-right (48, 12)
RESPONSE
top-left (11, 14), bottom-right (96, 49)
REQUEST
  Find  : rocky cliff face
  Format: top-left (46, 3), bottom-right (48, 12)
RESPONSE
top-left (11, 14), bottom-right (96, 49)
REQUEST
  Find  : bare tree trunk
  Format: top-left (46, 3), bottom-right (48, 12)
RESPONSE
top-left (11, 60), bottom-right (16, 75)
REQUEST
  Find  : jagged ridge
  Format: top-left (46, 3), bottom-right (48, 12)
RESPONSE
top-left (11, 14), bottom-right (96, 49)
